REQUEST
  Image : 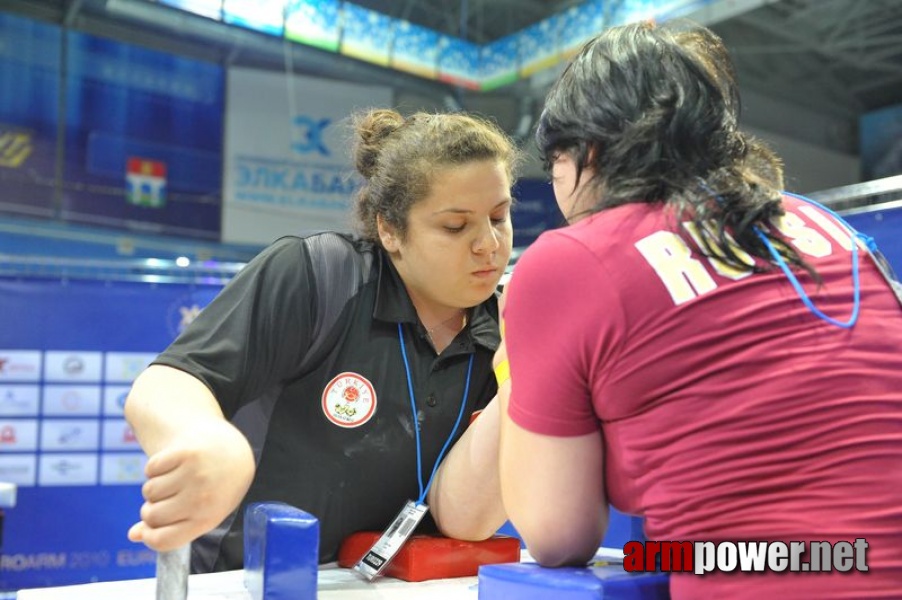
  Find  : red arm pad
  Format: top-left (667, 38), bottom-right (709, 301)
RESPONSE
top-left (338, 533), bottom-right (521, 582)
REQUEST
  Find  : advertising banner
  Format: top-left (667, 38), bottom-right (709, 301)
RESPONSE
top-left (0, 277), bottom-right (222, 590)
top-left (222, 67), bottom-right (392, 245)
top-left (62, 31), bottom-right (224, 240)
top-left (0, 12), bottom-right (224, 240)
top-left (0, 13), bottom-right (61, 220)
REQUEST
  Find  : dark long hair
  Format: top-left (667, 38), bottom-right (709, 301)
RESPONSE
top-left (536, 20), bottom-right (813, 277)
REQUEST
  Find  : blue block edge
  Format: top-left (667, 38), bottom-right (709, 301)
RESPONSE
top-left (478, 562), bottom-right (670, 599)
top-left (243, 501), bottom-right (320, 600)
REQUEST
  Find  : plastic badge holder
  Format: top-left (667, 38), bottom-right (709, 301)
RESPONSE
top-left (244, 502), bottom-right (320, 600)
top-left (478, 560), bottom-right (670, 600)
top-left (339, 532), bottom-right (522, 582)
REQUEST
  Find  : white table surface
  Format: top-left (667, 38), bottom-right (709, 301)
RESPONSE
top-left (17, 565), bottom-right (477, 600)
top-left (16, 548), bottom-right (625, 599)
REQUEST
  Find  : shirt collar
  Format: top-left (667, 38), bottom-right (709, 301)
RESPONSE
top-left (373, 249), bottom-right (501, 353)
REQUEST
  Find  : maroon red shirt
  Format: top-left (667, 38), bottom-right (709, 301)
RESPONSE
top-left (505, 195), bottom-right (902, 598)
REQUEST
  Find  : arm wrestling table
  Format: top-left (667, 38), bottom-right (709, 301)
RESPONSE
top-left (16, 562), bottom-right (481, 600)
top-left (16, 548), bottom-right (632, 600)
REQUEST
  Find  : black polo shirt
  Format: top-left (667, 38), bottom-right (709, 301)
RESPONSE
top-left (152, 233), bottom-right (501, 572)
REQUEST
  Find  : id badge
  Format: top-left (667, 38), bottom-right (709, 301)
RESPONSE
top-left (869, 247), bottom-right (902, 308)
top-left (353, 500), bottom-right (429, 581)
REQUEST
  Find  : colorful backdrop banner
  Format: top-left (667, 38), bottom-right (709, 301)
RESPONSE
top-left (0, 276), bottom-right (222, 590)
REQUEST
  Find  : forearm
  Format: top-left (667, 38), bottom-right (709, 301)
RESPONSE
top-left (428, 397), bottom-right (507, 540)
top-left (125, 364), bottom-right (256, 551)
top-left (499, 417), bottom-right (607, 567)
top-left (125, 364), bottom-right (229, 455)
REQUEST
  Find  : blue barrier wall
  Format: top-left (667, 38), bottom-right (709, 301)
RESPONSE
top-left (844, 206), bottom-right (902, 271)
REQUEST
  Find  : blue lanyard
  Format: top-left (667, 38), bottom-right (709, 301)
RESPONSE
top-left (755, 191), bottom-right (861, 329)
top-left (397, 322), bottom-right (474, 505)
top-left (698, 181), bottom-right (862, 329)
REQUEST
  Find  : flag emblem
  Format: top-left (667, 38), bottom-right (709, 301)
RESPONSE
top-left (126, 157), bottom-right (167, 208)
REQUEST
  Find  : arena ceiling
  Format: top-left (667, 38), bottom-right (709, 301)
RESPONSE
top-left (3, 0), bottom-right (902, 124)
top-left (374, 0), bottom-right (902, 118)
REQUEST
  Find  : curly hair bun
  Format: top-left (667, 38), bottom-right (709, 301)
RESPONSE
top-left (352, 109), bottom-right (405, 180)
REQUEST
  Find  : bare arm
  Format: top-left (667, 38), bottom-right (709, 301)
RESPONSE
top-left (428, 288), bottom-right (513, 540)
top-left (499, 395), bottom-right (607, 567)
top-left (427, 394), bottom-right (507, 540)
top-left (124, 364), bottom-right (255, 552)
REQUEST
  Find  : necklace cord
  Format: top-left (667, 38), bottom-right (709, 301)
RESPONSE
top-left (424, 310), bottom-right (466, 336)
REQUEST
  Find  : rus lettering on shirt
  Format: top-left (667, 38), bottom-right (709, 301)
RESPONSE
top-left (634, 206), bottom-right (861, 306)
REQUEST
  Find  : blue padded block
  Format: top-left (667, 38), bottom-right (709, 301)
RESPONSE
top-left (478, 562), bottom-right (670, 600)
top-left (244, 502), bottom-right (319, 600)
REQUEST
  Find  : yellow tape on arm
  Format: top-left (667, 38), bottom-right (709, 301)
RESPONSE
top-left (495, 314), bottom-right (510, 387)
top-left (494, 359), bottom-right (510, 388)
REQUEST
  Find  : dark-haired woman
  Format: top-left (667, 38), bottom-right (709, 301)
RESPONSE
top-left (498, 21), bottom-right (902, 599)
top-left (125, 109), bottom-right (520, 572)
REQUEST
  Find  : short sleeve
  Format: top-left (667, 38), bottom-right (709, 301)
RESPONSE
top-left (504, 231), bottom-right (621, 436)
top-left (153, 237), bottom-right (317, 417)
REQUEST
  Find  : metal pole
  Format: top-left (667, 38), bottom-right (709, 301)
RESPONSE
top-left (155, 545), bottom-right (190, 600)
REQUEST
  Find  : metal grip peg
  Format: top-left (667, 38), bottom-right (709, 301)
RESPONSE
top-left (156, 544), bottom-right (190, 600)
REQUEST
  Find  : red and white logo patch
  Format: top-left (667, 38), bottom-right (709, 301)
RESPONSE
top-left (321, 371), bottom-right (377, 428)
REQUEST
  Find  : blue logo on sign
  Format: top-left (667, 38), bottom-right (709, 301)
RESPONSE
top-left (292, 116), bottom-right (331, 156)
